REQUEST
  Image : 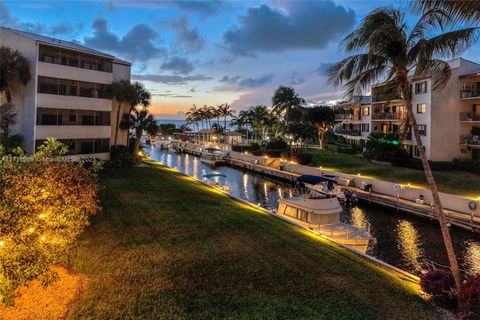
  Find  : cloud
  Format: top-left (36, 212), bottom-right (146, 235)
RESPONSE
top-left (222, 1), bottom-right (355, 56)
top-left (84, 17), bottom-right (165, 61)
top-left (160, 57), bottom-right (195, 75)
top-left (287, 72), bottom-right (306, 85)
top-left (219, 75), bottom-right (241, 84)
top-left (238, 73), bottom-right (274, 88)
top-left (167, 15), bottom-right (205, 53)
top-left (0, 2), bottom-right (79, 36)
top-left (112, 1), bottom-right (226, 16)
top-left (313, 62), bottom-right (334, 75)
top-left (132, 74), bottom-right (213, 85)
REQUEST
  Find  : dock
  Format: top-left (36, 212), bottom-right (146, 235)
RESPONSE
top-left (165, 141), bottom-right (480, 233)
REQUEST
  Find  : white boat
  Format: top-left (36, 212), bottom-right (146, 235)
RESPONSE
top-left (200, 147), bottom-right (226, 166)
top-left (203, 173), bottom-right (230, 192)
top-left (274, 175), bottom-right (373, 253)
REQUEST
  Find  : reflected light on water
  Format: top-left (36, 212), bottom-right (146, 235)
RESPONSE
top-left (350, 207), bottom-right (369, 232)
top-left (465, 241), bottom-right (480, 275)
top-left (396, 220), bottom-right (424, 272)
top-left (243, 174), bottom-right (249, 200)
top-left (263, 182), bottom-right (269, 201)
top-left (278, 188), bottom-right (283, 199)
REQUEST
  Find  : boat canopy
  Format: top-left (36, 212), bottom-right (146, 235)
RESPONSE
top-left (203, 147), bottom-right (222, 153)
top-left (297, 175), bottom-right (336, 190)
top-left (203, 173), bottom-right (227, 179)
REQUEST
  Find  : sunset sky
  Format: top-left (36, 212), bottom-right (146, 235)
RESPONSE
top-left (2, 0), bottom-right (480, 118)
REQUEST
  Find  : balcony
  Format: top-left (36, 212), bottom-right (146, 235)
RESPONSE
top-left (460, 82), bottom-right (480, 99)
top-left (335, 114), bottom-right (360, 121)
top-left (335, 129), bottom-right (361, 136)
top-left (372, 113), bottom-right (405, 121)
top-left (460, 135), bottom-right (480, 147)
top-left (372, 94), bottom-right (403, 103)
top-left (460, 112), bottom-right (480, 122)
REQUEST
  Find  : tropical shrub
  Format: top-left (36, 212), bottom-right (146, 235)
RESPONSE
top-left (108, 145), bottom-right (138, 168)
top-left (420, 270), bottom-right (457, 308)
top-left (291, 153), bottom-right (313, 165)
top-left (0, 159), bottom-right (98, 305)
top-left (459, 274), bottom-right (480, 320)
top-left (364, 133), bottom-right (402, 161)
top-left (266, 138), bottom-right (288, 150)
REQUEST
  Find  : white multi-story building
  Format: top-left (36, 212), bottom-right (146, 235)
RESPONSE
top-left (0, 27), bottom-right (132, 160)
top-left (334, 58), bottom-right (480, 161)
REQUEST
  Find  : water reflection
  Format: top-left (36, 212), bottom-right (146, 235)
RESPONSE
top-left (464, 241), bottom-right (480, 275)
top-left (149, 148), bottom-right (480, 276)
top-left (396, 220), bottom-right (424, 273)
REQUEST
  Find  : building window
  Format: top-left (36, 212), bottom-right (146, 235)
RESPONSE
top-left (39, 44), bottom-right (113, 73)
top-left (362, 106), bottom-right (370, 116)
top-left (413, 145), bottom-right (425, 158)
top-left (35, 138), bottom-right (110, 155)
top-left (417, 103), bottom-right (426, 114)
top-left (361, 123), bottom-right (370, 132)
top-left (37, 108), bottom-right (110, 126)
top-left (38, 76), bottom-right (110, 99)
top-left (415, 81), bottom-right (427, 94)
top-left (416, 124), bottom-right (427, 136)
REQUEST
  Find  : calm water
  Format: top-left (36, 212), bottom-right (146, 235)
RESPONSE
top-left (148, 147), bottom-right (480, 276)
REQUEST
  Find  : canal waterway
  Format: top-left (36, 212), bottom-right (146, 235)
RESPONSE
top-left (149, 147), bottom-right (480, 276)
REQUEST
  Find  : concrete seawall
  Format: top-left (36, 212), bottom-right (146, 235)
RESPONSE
top-left (175, 142), bottom-right (480, 232)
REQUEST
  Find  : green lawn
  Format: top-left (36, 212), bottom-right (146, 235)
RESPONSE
top-left (68, 162), bottom-right (440, 319)
top-left (309, 147), bottom-right (480, 198)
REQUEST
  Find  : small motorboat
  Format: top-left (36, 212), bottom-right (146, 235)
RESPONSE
top-left (203, 173), bottom-right (230, 192)
top-left (200, 147), bottom-right (226, 166)
top-left (274, 175), bottom-right (373, 253)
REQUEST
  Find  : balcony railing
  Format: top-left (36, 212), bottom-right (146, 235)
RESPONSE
top-left (460, 135), bottom-right (480, 146)
top-left (460, 112), bottom-right (480, 121)
top-left (335, 114), bottom-right (360, 121)
top-left (372, 94), bottom-right (402, 103)
top-left (372, 113), bottom-right (404, 120)
top-left (460, 90), bottom-right (480, 99)
top-left (335, 129), bottom-right (362, 136)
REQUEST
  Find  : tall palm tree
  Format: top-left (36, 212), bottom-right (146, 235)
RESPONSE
top-left (271, 86), bottom-right (305, 121)
top-left (120, 107), bottom-right (158, 154)
top-left (218, 103), bottom-right (235, 132)
top-left (411, 0), bottom-right (480, 24)
top-left (110, 80), bottom-right (136, 146)
top-left (328, 7), bottom-right (479, 292)
top-left (126, 82), bottom-right (151, 145)
top-left (0, 46), bottom-right (30, 103)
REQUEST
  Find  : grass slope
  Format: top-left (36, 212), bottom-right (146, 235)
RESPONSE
top-left (68, 163), bottom-right (439, 319)
top-left (309, 147), bottom-right (480, 198)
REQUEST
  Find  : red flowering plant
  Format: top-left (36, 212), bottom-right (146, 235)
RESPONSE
top-left (420, 269), bottom-right (457, 309)
top-left (459, 274), bottom-right (480, 320)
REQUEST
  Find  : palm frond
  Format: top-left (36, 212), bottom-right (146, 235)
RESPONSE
top-left (408, 8), bottom-right (449, 47)
top-left (410, 0), bottom-right (480, 25)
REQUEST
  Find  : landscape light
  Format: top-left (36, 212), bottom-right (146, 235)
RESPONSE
top-left (28, 228), bottom-right (34, 233)
top-left (0, 241), bottom-right (4, 247)
top-left (39, 214), bottom-right (45, 219)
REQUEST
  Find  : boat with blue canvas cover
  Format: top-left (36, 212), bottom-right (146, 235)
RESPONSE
top-left (274, 175), bottom-right (373, 253)
top-left (200, 147), bottom-right (226, 166)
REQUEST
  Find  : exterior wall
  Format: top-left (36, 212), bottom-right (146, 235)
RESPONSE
top-left (37, 94), bottom-right (111, 111)
top-left (0, 29), bottom-right (38, 153)
top-left (36, 125), bottom-right (111, 139)
top-left (37, 62), bottom-right (112, 84)
top-left (410, 79), bottom-right (432, 159)
top-left (430, 59), bottom-right (480, 161)
top-left (0, 28), bottom-right (132, 158)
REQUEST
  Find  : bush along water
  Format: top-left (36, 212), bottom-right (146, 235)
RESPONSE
top-left (420, 270), bottom-right (480, 318)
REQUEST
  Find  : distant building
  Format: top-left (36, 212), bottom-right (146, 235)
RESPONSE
top-left (0, 27), bottom-right (132, 160)
top-left (334, 58), bottom-right (480, 161)
top-left (224, 131), bottom-right (243, 145)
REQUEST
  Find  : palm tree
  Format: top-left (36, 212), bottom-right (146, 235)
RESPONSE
top-left (327, 7), bottom-right (479, 292)
top-left (0, 46), bottom-right (30, 103)
top-left (307, 106), bottom-right (336, 149)
top-left (120, 107), bottom-right (158, 154)
top-left (271, 86), bottom-right (305, 121)
top-left (411, 0), bottom-right (480, 24)
top-left (218, 103), bottom-right (235, 132)
top-left (110, 80), bottom-right (136, 146)
top-left (126, 82), bottom-right (151, 145)
top-left (0, 102), bottom-right (23, 150)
